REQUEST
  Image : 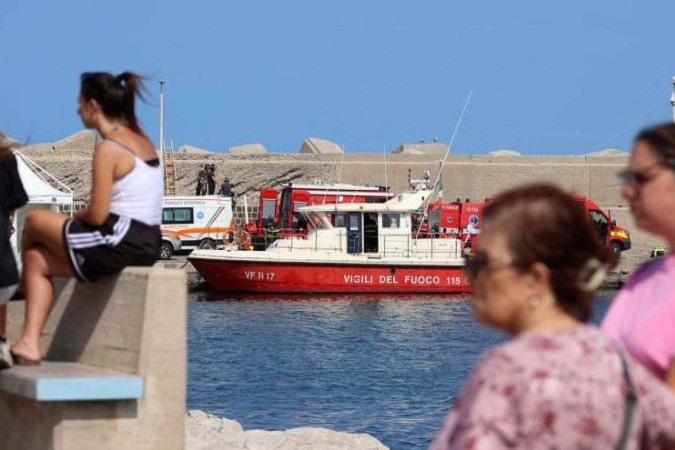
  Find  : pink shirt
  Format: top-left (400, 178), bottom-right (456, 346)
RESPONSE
top-left (602, 255), bottom-right (675, 379)
top-left (431, 326), bottom-right (675, 450)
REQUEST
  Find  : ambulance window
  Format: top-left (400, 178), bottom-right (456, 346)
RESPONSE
top-left (382, 213), bottom-right (400, 228)
top-left (334, 213), bottom-right (346, 228)
top-left (162, 207), bottom-right (193, 225)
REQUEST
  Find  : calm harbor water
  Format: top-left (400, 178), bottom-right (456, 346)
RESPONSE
top-left (188, 292), bottom-right (613, 449)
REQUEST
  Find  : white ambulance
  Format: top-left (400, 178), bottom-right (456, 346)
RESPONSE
top-left (161, 196), bottom-right (234, 251)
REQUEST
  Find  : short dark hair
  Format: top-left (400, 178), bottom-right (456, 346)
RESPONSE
top-left (80, 72), bottom-right (147, 135)
top-left (635, 123), bottom-right (675, 169)
top-left (482, 183), bottom-right (615, 322)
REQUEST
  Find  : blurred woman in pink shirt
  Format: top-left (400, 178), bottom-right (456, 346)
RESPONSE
top-left (432, 184), bottom-right (675, 449)
top-left (602, 123), bottom-right (675, 387)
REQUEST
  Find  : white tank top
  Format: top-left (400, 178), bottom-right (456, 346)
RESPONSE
top-left (107, 139), bottom-right (163, 226)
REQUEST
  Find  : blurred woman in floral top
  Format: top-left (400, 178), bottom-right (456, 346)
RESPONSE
top-left (431, 184), bottom-right (675, 450)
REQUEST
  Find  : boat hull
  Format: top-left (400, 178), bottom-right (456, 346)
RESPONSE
top-left (189, 258), bottom-right (470, 293)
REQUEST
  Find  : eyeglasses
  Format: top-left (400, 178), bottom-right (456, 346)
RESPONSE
top-left (463, 252), bottom-right (513, 282)
top-left (618, 158), bottom-right (675, 186)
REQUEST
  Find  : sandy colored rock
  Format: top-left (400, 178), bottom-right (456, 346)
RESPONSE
top-left (585, 148), bottom-right (629, 157)
top-left (393, 143), bottom-right (448, 156)
top-left (54, 130), bottom-right (98, 152)
top-left (489, 149), bottom-right (522, 157)
top-left (228, 143), bottom-right (268, 156)
top-left (180, 145), bottom-right (216, 155)
top-left (185, 410), bottom-right (389, 450)
top-left (299, 138), bottom-right (342, 154)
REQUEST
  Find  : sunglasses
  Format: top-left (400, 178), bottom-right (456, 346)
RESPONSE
top-left (462, 252), bottom-right (513, 282)
top-left (618, 158), bottom-right (675, 186)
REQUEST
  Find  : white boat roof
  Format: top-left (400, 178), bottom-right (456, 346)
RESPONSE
top-left (298, 190), bottom-right (433, 213)
top-left (289, 183), bottom-right (386, 192)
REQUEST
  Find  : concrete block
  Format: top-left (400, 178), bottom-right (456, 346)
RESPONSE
top-left (2, 266), bottom-right (187, 450)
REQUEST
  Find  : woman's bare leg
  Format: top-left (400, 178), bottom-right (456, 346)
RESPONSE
top-left (12, 210), bottom-right (73, 362)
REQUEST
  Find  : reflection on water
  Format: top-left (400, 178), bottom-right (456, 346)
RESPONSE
top-left (188, 292), bottom-right (613, 449)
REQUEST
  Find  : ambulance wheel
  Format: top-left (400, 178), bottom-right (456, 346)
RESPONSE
top-left (198, 238), bottom-right (217, 250)
top-left (159, 241), bottom-right (174, 260)
top-left (610, 242), bottom-right (622, 254)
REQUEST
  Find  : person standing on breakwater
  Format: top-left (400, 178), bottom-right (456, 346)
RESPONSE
top-left (9, 72), bottom-right (162, 365)
top-left (196, 165), bottom-right (208, 196)
top-left (431, 184), bottom-right (675, 449)
top-left (0, 131), bottom-right (28, 369)
top-left (602, 123), bottom-right (675, 387)
top-left (218, 177), bottom-right (232, 197)
top-left (207, 163), bottom-right (216, 195)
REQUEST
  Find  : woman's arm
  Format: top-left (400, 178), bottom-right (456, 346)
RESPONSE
top-left (82, 144), bottom-right (116, 226)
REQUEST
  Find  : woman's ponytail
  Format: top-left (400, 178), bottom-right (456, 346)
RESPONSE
top-left (116, 72), bottom-right (146, 134)
top-left (80, 71), bottom-right (148, 135)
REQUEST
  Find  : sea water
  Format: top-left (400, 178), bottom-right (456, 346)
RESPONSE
top-left (188, 293), bottom-right (613, 449)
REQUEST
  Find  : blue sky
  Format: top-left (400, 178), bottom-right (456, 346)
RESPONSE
top-left (1, 0), bottom-right (673, 154)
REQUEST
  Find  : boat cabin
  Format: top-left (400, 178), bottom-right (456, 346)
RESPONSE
top-left (267, 189), bottom-right (463, 259)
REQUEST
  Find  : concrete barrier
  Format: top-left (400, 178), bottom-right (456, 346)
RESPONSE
top-left (0, 266), bottom-right (187, 450)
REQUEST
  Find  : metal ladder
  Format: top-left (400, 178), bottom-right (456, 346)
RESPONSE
top-left (163, 140), bottom-right (178, 196)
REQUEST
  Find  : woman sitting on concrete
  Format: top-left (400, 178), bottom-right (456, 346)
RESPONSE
top-left (0, 131), bottom-right (28, 369)
top-left (602, 123), bottom-right (675, 388)
top-left (431, 184), bottom-right (675, 449)
top-left (10, 72), bottom-right (163, 365)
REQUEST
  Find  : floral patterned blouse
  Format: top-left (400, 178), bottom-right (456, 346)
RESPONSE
top-left (431, 325), bottom-right (675, 450)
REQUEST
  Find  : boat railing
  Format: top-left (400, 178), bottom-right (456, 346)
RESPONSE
top-left (267, 228), bottom-right (465, 259)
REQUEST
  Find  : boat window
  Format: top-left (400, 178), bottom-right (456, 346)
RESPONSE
top-left (163, 207), bottom-right (193, 225)
top-left (382, 213), bottom-right (400, 228)
top-left (302, 212), bottom-right (329, 230)
top-left (333, 213), bottom-right (346, 228)
top-left (349, 214), bottom-right (360, 231)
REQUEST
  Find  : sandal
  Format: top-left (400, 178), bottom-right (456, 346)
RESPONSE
top-left (9, 350), bottom-right (40, 366)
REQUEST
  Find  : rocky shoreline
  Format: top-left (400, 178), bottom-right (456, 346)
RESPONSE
top-left (186, 410), bottom-right (389, 450)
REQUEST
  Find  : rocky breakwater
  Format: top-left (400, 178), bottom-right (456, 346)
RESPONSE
top-left (186, 410), bottom-right (389, 450)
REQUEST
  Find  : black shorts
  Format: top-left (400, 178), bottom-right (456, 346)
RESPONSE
top-left (62, 213), bottom-right (160, 282)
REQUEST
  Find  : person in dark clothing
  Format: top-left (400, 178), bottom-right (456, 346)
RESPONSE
top-left (196, 165), bottom-right (208, 196)
top-left (0, 131), bottom-right (28, 369)
top-left (218, 177), bottom-right (232, 197)
top-left (207, 164), bottom-right (216, 195)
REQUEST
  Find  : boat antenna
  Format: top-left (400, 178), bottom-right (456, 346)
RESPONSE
top-left (414, 90), bottom-right (474, 241)
top-left (323, 143), bottom-right (346, 205)
top-left (383, 145), bottom-right (388, 194)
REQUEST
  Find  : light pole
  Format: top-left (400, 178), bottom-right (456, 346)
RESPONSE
top-left (670, 77), bottom-right (675, 124)
top-left (159, 80), bottom-right (168, 160)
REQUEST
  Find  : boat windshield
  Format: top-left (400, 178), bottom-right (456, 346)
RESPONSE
top-left (301, 212), bottom-right (332, 230)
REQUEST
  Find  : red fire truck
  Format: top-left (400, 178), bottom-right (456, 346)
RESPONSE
top-left (244, 183), bottom-right (394, 249)
top-left (424, 196), bottom-right (631, 254)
